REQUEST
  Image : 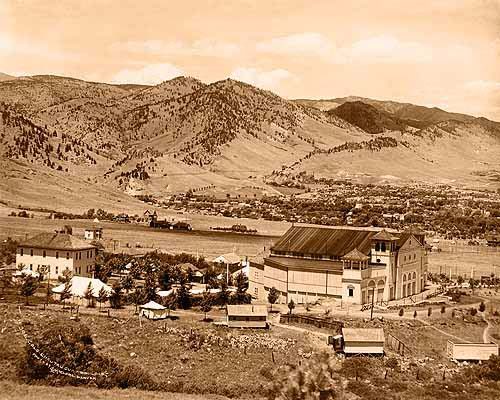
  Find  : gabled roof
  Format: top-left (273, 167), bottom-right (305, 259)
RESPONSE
top-left (342, 328), bottom-right (385, 342)
top-left (177, 262), bottom-right (200, 272)
top-left (371, 229), bottom-right (399, 241)
top-left (227, 304), bottom-right (267, 317)
top-left (271, 226), bottom-right (383, 257)
top-left (19, 233), bottom-right (96, 251)
top-left (342, 248), bottom-right (370, 261)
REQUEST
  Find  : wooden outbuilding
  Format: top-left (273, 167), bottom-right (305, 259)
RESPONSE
top-left (447, 340), bottom-right (499, 361)
top-left (226, 304), bottom-right (268, 328)
top-left (341, 328), bottom-right (385, 355)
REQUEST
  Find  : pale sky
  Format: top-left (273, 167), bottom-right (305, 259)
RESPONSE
top-left (1, 0), bottom-right (499, 120)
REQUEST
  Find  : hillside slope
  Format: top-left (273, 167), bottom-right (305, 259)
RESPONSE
top-left (1, 74), bottom-right (500, 211)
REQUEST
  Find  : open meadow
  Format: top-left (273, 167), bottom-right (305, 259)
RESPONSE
top-left (0, 215), bottom-right (282, 259)
top-left (427, 240), bottom-right (500, 279)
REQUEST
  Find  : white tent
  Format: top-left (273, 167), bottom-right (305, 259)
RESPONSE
top-left (157, 289), bottom-right (174, 297)
top-left (52, 276), bottom-right (113, 298)
top-left (212, 253), bottom-right (241, 265)
top-left (140, 300), bottom-right (168, 320)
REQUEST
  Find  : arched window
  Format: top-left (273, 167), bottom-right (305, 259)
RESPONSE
top-left (381, 242), bottom-right (386, 252)
top-left (412, 272), bottom-right (416, 280)
top-left (403, 274), bottom-right (407, 282)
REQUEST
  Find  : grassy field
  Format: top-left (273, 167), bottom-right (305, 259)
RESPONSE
top-left (0, 303), bottom-right (315, 399)
top-left (427, 242), bottom-right (500, 278)
top-left (0, 215), bottom-right (283, 259)
top-left (0, 380), bottom-right (228, 400)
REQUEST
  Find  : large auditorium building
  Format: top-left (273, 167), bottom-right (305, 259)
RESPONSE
top-left (249, 225), bottom-right (428, 305)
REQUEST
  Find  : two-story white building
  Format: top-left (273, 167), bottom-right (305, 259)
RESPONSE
top-left (248, 225), bottom-right (428, 305)
top-left (16, 232), bottom-right (97, 279)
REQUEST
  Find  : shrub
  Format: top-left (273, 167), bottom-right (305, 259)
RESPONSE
top-left (18, 320), bottom-right (156, 390)
top-left (399, 308), bottom-right (404, 317)
top-left (470, 308), bottom-right (478, 316)
top-left (413, 310), bottom-right (417, 319)
top-left (479, 302), bottom-right (486, 312)
top-left (271, 352), bottom-right (341, 399)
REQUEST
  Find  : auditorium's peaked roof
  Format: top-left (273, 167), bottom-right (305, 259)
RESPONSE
top-left (271, 225), bottom-right (396, 257)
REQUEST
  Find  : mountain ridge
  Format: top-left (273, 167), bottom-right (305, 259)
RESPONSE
top-left (1, 73), bottom-right (499, 212)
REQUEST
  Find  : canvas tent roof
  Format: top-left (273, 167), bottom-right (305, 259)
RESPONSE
top-left (342, 328), bottom-right (385, 342)
top-left (140, 301), bottom-right (166, 310)
top-left (52, 276), bottom-right (112, 297)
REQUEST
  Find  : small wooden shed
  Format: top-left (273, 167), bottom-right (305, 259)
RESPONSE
top-left (226, 304), bottom-right (268, 328)
top-left (341, 328), bottom-right (385, 355)
top-left (140, 301), bottom-right (168, 320)
top-left (447, 340), bottom-right (499, 361)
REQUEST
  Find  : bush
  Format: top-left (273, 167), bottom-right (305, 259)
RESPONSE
top-left (399, 308), bottom-right (404, 317)
top-left (271, 352), bottom-right (340, 399)
top-left (18, 320), bottom-right (156, 390)
top-left (479, 301), bottom-right (486, 312)
top-left (470, 308), bottom-right (478, 316)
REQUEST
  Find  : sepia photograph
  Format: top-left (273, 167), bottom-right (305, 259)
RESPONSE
top-left (0, 0), bottom-right (500, 399)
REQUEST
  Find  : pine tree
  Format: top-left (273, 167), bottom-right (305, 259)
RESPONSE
top-left (200, 292), bottom-right (213, 321)
top-left (268, 287), bottom-right (279, 311)
top-left (60, 280), bottom-right (72, 308)
top-left (20, 275), bottom-right (40, 305)
top-left (97, 287), bottom-right (109, 311)
top-left (83, 282), bottom-right (94, 307)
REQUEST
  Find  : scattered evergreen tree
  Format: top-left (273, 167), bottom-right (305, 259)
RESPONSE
top-left (427, 307), bottom-right (432, 317)
top-left (268, 287), bottom-right (279, 311)
top-left (288, 299), bottom-right (295, 315)
top-left (97, 287), bottom-right (109, 311)
top-left (60, 280), bottom-right (72, 308)
top-left (109, 282), bottom-right (123, 309)
top-left (20, 275), bottom-right (40, 305)
top-left (121, 275), bottom-right (133, 294)
top-left (479, 301), bottom-right (486, 312)
top-left (399, 308), bottom-right (404, 317)
top-left (83, 282), bottom-right (94, 308)
top-left (413, 310), bottom-right (417, 319)
top-left (200, 292), bottom-right (213, 321)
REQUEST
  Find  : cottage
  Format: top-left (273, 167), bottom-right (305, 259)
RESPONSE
top-left (140, 301), bottom-right (168, 320)
top-left (341, 328), bottom-right (385, 355)
top-left (249, 225), bottom-right (428, 305)
top-left (84, 227), bottom-right (103, 241)
top-left (16, 232), bottom-right (97, 278)
top-left (226, 304), bottom-right (268, 328)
